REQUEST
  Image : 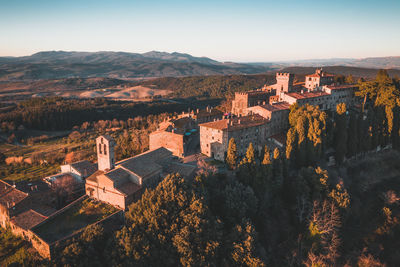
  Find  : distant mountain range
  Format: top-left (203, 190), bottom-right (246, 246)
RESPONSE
top-left (269, 56), bottom-right (400, 70)
top-left (0, 51), bottom-right (271, 80)
top-left (0, 51), bottom-right (399, 81)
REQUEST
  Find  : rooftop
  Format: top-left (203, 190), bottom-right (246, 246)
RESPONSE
top-left (10, 209), bottom-right (48, 230)
top-left (196, 108), bottom-right (224, 119)
top-left (258, 102), bottom-right (291, 112)
top-left (325, 84), bottom-right (357, 90)
top-left (285, 91), bottom-right (329, 100)
top-left (117, 147), bottom-right (172, 178)
top-left (200, 114), bottom-right (268, 131)
top-left (0, 180), bottom-right (28, 209)
top-left (70, 160), bottom-right (98, 177)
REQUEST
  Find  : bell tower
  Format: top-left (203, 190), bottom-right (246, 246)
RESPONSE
top-left (96, 135), bottom-right (115, 171)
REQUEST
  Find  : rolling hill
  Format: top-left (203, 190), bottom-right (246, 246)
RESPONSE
top-left (0, 51), bottom-right (271, 80)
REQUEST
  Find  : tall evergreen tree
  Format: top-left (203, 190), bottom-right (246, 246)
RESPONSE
top-left (334, 103), bottom-right (348, 164)
top-left (226, 137), bottom-right (238, 170)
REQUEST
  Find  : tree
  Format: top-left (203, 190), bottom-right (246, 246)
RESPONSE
top-left (261, 144), bottom-right (271, 165)
top-left (334, 103), bottom-right (348, 164)
top-left (286, 127), bottom-right (297, 161)
top-left (226, 138), bottom-right (238, 170)
top-left (230, 221), bottom-right (265, 267)
top-left (241, 142), bottom-right (255, 165)
top-left (118, 173), bottom-right (221, 266)
top-left (306, 200), bottom-right (341, 267)
top-left (345, 74), bottom-right (354, 84)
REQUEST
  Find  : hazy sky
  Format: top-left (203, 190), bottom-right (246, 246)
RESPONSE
top-left (0, 0), bottom-right (399, 61)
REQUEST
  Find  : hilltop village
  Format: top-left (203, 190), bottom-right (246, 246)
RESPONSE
top-left (0, 69), bottom-right (358, 259)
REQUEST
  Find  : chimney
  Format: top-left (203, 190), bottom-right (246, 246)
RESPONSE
top-left (238, 119), bottom-right (241, 124)
top-left (301, 90), bottom-right (304, 94)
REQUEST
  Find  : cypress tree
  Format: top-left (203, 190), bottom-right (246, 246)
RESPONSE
top-left (226, 137), bottom-right (237, 170)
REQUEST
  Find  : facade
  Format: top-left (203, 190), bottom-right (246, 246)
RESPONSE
top-left (60, 160), bottom-right (98, 179)
top-left (246, 102), bottom-right (291, 136)
top-left (304, 69), bottom-right (335, 90)
top-left (87, 135), bottom-right (195, 210)
top-left (149, 130), bottom-right (185, 157)
top-left (231, 90), bottom-right (274, 116)
top-left (200, 68), bottom-right (358, 160)
top-left (199, 114), bottom-right (270, 161)
top-left (0, 180), bottom-right (29, 228)
top-left (86, 139), bottom-right (172, 210)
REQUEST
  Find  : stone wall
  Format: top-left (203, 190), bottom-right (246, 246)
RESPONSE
top-left (149, 131), bottom-right (185, 157)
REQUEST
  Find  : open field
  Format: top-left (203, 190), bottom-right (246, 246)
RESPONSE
top-left (33, 198), bottom-right (118, 243)
top-left (0, 133), bottom-right (97, 182)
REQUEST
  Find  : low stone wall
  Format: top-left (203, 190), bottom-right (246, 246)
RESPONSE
top-left (50, 208), bottom-right (124, 259)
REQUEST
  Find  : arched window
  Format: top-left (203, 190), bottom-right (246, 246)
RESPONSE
top-left (98, 143), bottom-right (102, 154)
top-left (104, 144), bottom-right (107, 155)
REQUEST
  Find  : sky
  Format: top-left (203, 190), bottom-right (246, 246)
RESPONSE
top-left (0, 0), bottom-right (399, 62)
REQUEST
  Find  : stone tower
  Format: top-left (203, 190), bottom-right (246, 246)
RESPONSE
top-left (276, 72), bottom-right (294, 95)
top-left (96, 135), bottom-right (115, 171)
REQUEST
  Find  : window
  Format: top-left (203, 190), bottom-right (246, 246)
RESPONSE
top-left (98, 143), bottom-right (102, 154)
top-left (104, 144), bottom-right (107, 155)
top-left (103, 187), bottom-right (106, 193)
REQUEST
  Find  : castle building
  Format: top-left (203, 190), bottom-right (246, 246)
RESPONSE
top-left (199, 114), bottom-right (270, 161)
top-left (231, 90), bottom-right (274, 116)
top-left (304, 68), bottom-right (335, 90)
top-left (201, 69), bottom-right (358, 160)
top-left (246, 102), bottom-right (291, 136)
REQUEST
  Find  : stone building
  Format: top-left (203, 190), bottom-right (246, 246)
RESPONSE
top-left (86, 135), bottom-right (195, 210)
top-left (281, 90), bottom-right (331, 109)
top-left (149, 116), bottom-right (196, 157)
top-left (0, 180), bottom-right (29, 228)
top-left (231, 90), bottom-right (274, 116)
top-left (193, 107), bottom-right (224, 124)
top-left (304, 68), bottom-right (335, 90)
top-left (60, 160), bottom-right (98, 179)
top-left (199, 114), bottom-right (270, 161)
top-left (246, 102), bottom-right (291, 136)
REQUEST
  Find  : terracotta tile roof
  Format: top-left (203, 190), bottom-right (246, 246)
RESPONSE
top-left (171, 117), bottom-right (194, 128)
top-left (259, 102), bottom-right (291, 112)
top-left (285, 91), bottom-right (329, 100)
top-left (16, 180), bottom-right (51, 194)
top-left (196, 108), bottom-right (224, 119)
top-left (70, 160), bottom-right (98, 177)
top-left (270, 133), bottom-right (287, 146)
top-left (84, 170), bottom-right (104, 183)
top-left (0, 180), bottom-right (28, 209)
top-left (306, 71), bottom-right (335, 78)
top-left (325, 84), bottom-right (357, 90)
top-left (10, 209), bottom-right (48, 230)
top-left (117, 148), bottom-right (172, 178)
top-left (115, 181), bottom-right (141, 196)
top-left (102, 168), bottom-right (132, 187)
top-left (200, 114), bottom-right (268, 131)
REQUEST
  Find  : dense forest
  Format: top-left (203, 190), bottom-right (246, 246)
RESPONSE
top-left (2, 70), bottom-right (398, 266)
top-left (138, 74), bottom-right (275, 98)
top-left (0, 97), bottom-right (221, 131)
